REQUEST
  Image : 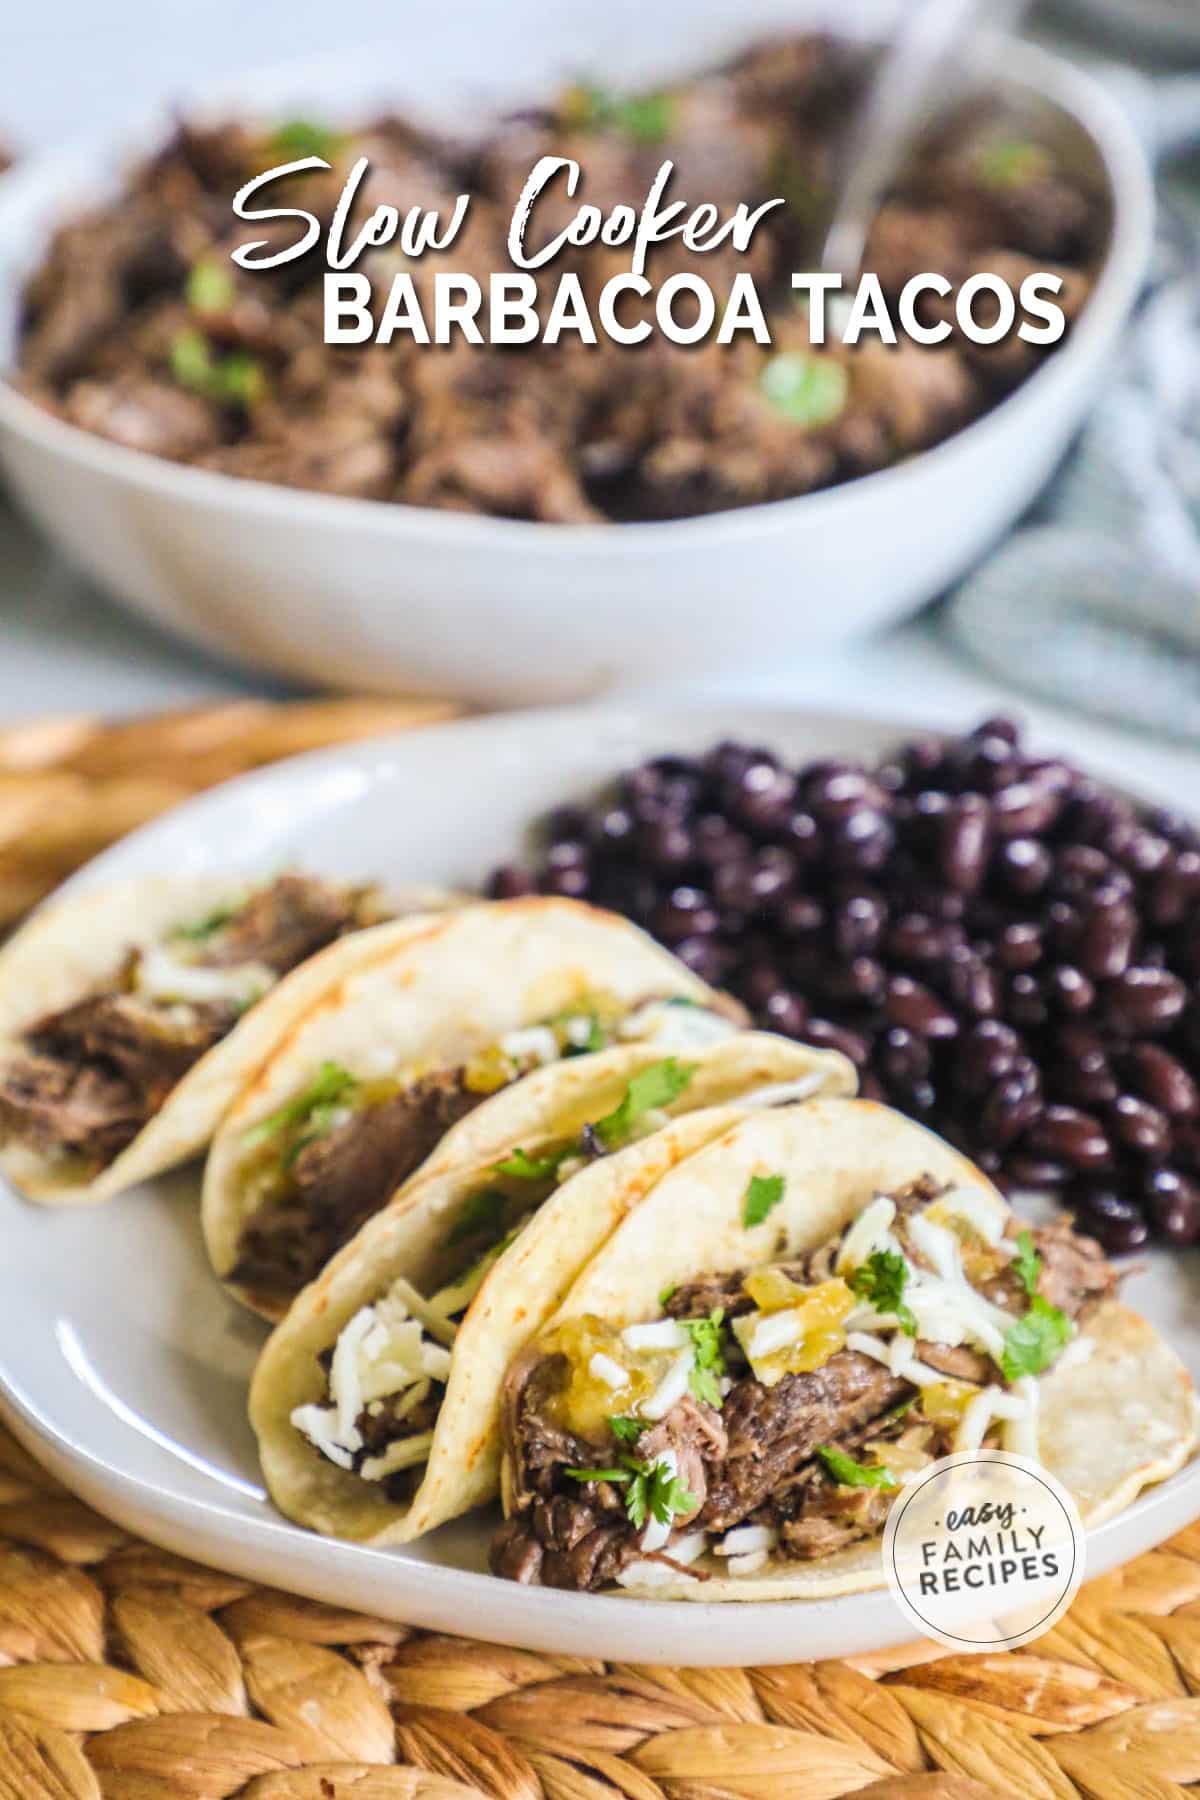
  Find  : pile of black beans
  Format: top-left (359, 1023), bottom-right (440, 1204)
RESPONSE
top-left (488, 719), bottom-right (1200, 1254)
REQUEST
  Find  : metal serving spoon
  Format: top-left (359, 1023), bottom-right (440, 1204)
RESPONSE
top-left (821, 0), bottom-right (1035, 281)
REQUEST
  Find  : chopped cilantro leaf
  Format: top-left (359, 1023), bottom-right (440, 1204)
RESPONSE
top-left (681, 1307), bottom-right (726, 1408)
top-left (659, 1283), bottom-right (677, 1308)
top-left (565, 1449), bottom-right (695, 1532)
top-left (270, 118), bottom-right (343, 161)
top-left (592, 1058), bottom-right (697, 1148)
top-left (816, 1445), bottom-right (898, 1490)
top-left (169, 331), bottom-right (264, 411)
top-left (1001, 1294), bottom-right (1073, 1382)
top-left (615, 93), bottom-right (674, 144)
top-left (743, 1172), bottom-right (785, 1228)
top-left (170, 329), bottom-right (213, 393)
top-left (608, 1415), bottom-right (644, 1444)
top-left (173, 902), bottom-right (239, 941)
top-left (492, 1146), bottom-right (564, 1181)
top-left (977, 138), bottom-right (1051, 191)
top-left (186, 258), bottom-right (234, 314)
top-left (1012, 1229), bottom-right (1041, 1299)
top-left (213, 351), bottom-right (265, 409)
top-left (849, 1249), bottom-right (917, 1337)
top-left (449, 1186), bottom-right (510, 1246)
top-left (644, 1460), bottom-right (696, 1526)
top-left (245, 1061), bottom-right (356, 1151)
top-left (759, 353), bottom-right (848, 428)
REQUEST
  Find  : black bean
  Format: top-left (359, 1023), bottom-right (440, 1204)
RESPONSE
top-left (957, 1019), bottom-right (1022, 1094)
top-left (1148, 849), bottom-right (1200, 927)
top-left (1076, 894), bottom-right (1137, 981)
top-left (763, 989), bottom-right (810, 1038)
top-left (1073, 1187), bottom-right (1150, 1255)
top-left (996, 922), bottom-right (1043, 971)
top-left (1027, 1105), bottom-right (1112, 1171)
top-left (491, 717), bottom-right (1200, 1251)
top-left (943, 948), bottom-right (1000, 1019)
top-left (1046, 965), bottom-right (1095, 1014)
top-left (1102, 966), bottom-right (1187, 1036)
top-left (488, 864), bottom-right (535, 899)
top-left (996, 837), bottom-right (1052, 897)
top-left (777, 895), bottom-right (826, 940)
top-left (674, 935), bottom-right (730, 984)
top-left (939, 794), bottom-right (991, 893)
top-left (635, 818), bottom-right (693, 870)
top-left (991, 781), bottom-right (1063, 838)
top-left (724, 759), bottom-right (798, 831)
top-left (885, 976), bottom-right (958, 1039)
top-left (652, 887), bottom-right (720, 943)
top-left (1123, 1044), bottom-right (1200, 1119)
top-left (980, 1069), bottom-right (1042, 1147)
top-left (1144, 1168), bottom-right (1200, 1244)
top-left (833, 890), bottom-right (886, 957)
top-left (1109, 1094), bottom-right (1172, 1159)
top-left (590, 806), bottom-right (635, 851)
top-left (828, 807), bottom-right (895, 873)
top-left (802, 1018), bottom-right (871, 1065)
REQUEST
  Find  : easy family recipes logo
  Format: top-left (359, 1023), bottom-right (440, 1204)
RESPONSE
top-left (230, 150), bottom-right (1070, 351)
top-left (884, 1451), bottom-right (1085, 1651)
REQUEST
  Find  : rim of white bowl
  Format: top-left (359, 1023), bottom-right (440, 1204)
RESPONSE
top-left (0, 38), bottom-right (1154, 556)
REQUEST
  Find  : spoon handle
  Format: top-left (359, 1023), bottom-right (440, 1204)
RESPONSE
top-left (822, 0), bottom-right (1034, 281)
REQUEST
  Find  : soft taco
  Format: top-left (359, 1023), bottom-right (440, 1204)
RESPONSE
top-left (0, 872), bottom-right (458, 1205)
top-left (492, 1098), bottom-right (1197, 1599)
top-left (204, 896), bottom-right (761, 1319)
top-left (249, 1029), bottom-right (855, 1544)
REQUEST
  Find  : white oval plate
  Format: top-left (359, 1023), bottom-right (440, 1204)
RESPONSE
top-left (2, 704), bottom-right (1198, 1665)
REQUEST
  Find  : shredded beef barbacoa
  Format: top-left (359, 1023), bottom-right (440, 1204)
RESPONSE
top-left (15, 36), bottom-right (1103, 524)
top-left (0, 874), bottom-right (367, 1171)
top-left (492, 1203), bottom-right (1117, 1591)
top-left (230, 1071), bottom-right (482, 1299)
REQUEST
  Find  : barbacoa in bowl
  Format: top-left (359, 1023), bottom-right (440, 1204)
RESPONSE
top-left (14, 34), bottom-right (1103, 525)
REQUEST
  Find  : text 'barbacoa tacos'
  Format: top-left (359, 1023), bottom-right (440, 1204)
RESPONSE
top-left (493, 1099), bottom-right (1197, 1600)
top-left (0, 872), bottom-right (458, 1206)
top-left (249, 1029), bottom-right (855, 1545)
top-left (204, 896), bottom-right (768, 1319)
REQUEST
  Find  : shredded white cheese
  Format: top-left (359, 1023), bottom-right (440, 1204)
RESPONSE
top-left (621, 1001), bottom-right (737, 1051)
top-left (136, 945), bottom-right (275, 1009)
top-left (713, 1524), bottom-right (778, 1557)
top-left (498, 1025), bottom-right (559, 1065)
top-left (641, 1348), bottom-right (694, 1421)
top-left (926, 1187), bottom-right (1005, 1247)
top-left (360, 1431), bottom-right (436, 1482)
top-left (727, 1550), bottom-right (770, 1577)
top-left (740, 1073), bottom-right (827, 1109)
top-left (622, 1320), bottom-right (689, 1353)
top-left (1003, 1376), bottom-right (1040, 1459)
top-left (837, 1197), bottom-right (897, 1274)
top-left (589, 1352), bottom-right (629, 1390)
top-left (954, 1384), bottom-right (1029, 1453)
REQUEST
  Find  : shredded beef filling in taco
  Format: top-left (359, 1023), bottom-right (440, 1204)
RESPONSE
top-left (490, 1182), bottom-right (1117, 1591)
top-left (0, 875), bottom-right (378, 1175)
top-left (231, 997), bottom-right (742, 1304)
top-left (286, 1049), bottom-right (786, 1490)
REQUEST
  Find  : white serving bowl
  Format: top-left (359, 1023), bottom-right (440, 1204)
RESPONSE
top-left (0, 0), bottom-right (1153, 705)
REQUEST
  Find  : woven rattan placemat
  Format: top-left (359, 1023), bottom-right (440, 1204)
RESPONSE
top-left (1, 1419), bottom-right (1199, 1800)
top-left (0, 695), bottom-right (461, 930)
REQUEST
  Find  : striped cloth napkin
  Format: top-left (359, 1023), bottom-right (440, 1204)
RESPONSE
top-left (945, 63), bottom-right (1200, 741)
